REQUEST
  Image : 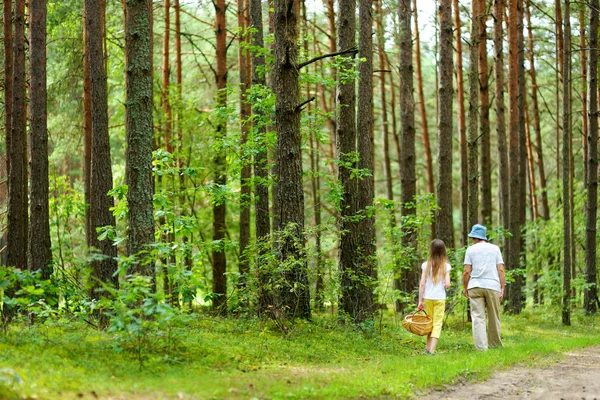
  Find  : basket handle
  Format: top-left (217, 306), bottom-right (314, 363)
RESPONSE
top-left (410, 309), bottom-right (429, 318)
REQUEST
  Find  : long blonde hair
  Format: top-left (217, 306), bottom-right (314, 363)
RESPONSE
top-left (426, 239), bottom-right (448, 284)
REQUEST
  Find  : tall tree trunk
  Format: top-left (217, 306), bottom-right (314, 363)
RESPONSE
top-left (398, 0), bottom-right (417, 309)
top-left (435, 0), bottom-right (454, 248)
top-left (413, 0), bottom-right (433, 195)
top-left (83, 6), bottom-right (93, 249)
top-left (3, 0), bottom-right (11, 190)
top-left (212, 0), bottom-right (228, 315)
top-left (250, 0), bottom-right (272, 315)
top-left (580, 8), bottom-right (588, 187)
top-left (7, 0), bottom-right (27, 272)
top-left (274, 0), bottom-right (310, 319)
top-left (2, 0), bottom-right (14, 324)
top-left (584, 0), bottom-right (599, 314)
top-left (453, 0), bottom-right (468, 244)
top-left (467, 0), bottom-right (480, 230)
top-left (29, 0), bottom-right (52, 277)
top-left (561, 0), bottom-right (572, 326)
top-left (506, 0), bottom-right (521, 313)
top-left (125, 0), bottom-right (155, 276)
top-left (85, 0), bottom-right (118, 294)
top-left (376, 0), bottom-right (401, 311)
top-left (238, 0), bottom-right (251, 300)
top-left (355, 0), bottom-right (375, 320)
top-left (337, 0), bottom-right (361, 321)
top-left (516, 0), bottom-right (526, 313)
top-left (555, 0), bottom-right (563, 181)
top-left (478, 0), bottom-right (491, 224)
top-left (494, 0), bottom-right (509, 241)
top-left (525, 0), bottom-right (549, 220)
top-left (324, 0), bottom-right (337, 163)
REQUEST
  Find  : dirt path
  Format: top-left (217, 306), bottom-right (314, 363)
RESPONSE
top-left (419, 346), bottom-right (600, 400)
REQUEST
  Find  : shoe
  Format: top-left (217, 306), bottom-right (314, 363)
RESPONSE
top-left (423, 349), bottom-right (431, 355)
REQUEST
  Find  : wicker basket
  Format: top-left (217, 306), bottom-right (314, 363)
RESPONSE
top-left (403, 310), bottom-right (433, 336)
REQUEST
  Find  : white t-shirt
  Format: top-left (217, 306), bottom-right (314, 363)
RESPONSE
top-left (421, 262), bottom-right (451, 300)
top-left (463, 241), bottom-right (504, 292)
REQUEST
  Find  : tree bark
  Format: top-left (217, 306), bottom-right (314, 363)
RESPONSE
top-left (355, 0), bottom-right (375, 320)
top-left (7, 0), bottom-right (28, 273)
top-left (83, 6), bottom-right (93, 249)
top-left (398, 0), bottom-right (418, 310)
top-left (467, 0), bottom-right (480, 231)
top-left (555, 0), bottom-right (563, 181)
top-left (525, 0), bottom-right (549, 220)
top-left (212, 0), bottom-right (228, 314)
top-left (506, 0), bottom-right (521, 313)
top-left (478, 0), bottom-right (491, 224)
top-left (580, 8), bottom-right (588, 188)
top-left (337, 0), bottom-right (362, 321)
top-left (3, 0), bottom-right (11, 188)
top-left (238, 0), bottom-right (251, 299)
top-left (125, 0), bottom-right (155, 276)
top-left (561, 0), bottom-right (571, 326)
top-left (413, 0), bottom-right (434, 195)
top-left (29, 0), bottom-right (52, 277)
top-left (584, 0), bottom-right (599, 314)
top-left (85, 0), bottom-right (118, 293)
top-left (435, 0), bottom-right (454, 248)
top-left (250, 0), bottom-right (272, 314)
top-left (494, 0), bottom-right (510, 242)
top-left (524, 99), bottom-right (539, 220)
top-left (453, 0), bottom-right (468, 244)
top-left (516, 0), bottom-right (526, 313)
top-left (274, 0), bottom-right (310, 319)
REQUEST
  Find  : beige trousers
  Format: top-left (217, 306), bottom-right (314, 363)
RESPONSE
top-left (468, 287), bottom-right (503, 350)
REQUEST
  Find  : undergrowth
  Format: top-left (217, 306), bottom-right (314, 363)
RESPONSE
top-left (0, 307), bottom-right (599, 399)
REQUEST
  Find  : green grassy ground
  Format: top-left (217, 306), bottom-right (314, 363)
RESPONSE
top-left (1, 308), bottom-right (599, 399)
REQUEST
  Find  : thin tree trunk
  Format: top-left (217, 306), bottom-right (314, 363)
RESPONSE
top-left (479, 0), bottom-right (491, 224)
top-left (525, 0), bottom-right (549, 220)
top-left (435, 0), bottom-right (454, 248)
top-left (561, 0), bottom-right (571, 326)
top-left (125, 0), bottom-right (155, 275)
top-left (3, 0), bottom-right (11, 189)
top-left (355, 0), bottom-right (375, 320)
top-left (467, 0), bottom-right (480, 230)
top-left (580, 8), bottom-right (588, 187)
top-left (516, 0), bottom-right (526, 313)
top-left (83, 6), bottom-right (93, 249)
top-left (494, 0), bottom-right (509, 241)
top-left (584, 0), bottom-right (599, 314)
top-left (506, 0), bottom-right (521, 313)
top-left (29, 0), bottom-right (52, 277)
top-left (413, 0), bottom-right (433, 195)
top-left (250, 0), bottom-right (272, 315)
top-left (274, 0), bottom-right (310, 319)
top-left (524, 99), bottom-right (539, 220)
top-left (453, 0), bottom-right (468, 244)
top-left (376, 0), bottom-right (401, 311)
top-left (556, 0), bottom-right (563, 182)
top-left (238, 0), bottom-right (251, 300)
top-left (212, 0), bottom-right (228, 315)
top-left (85, 0), bottom-right (118, 294)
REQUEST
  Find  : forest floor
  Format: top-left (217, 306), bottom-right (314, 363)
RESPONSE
top-left (419, 345), bottom-right (600, 400)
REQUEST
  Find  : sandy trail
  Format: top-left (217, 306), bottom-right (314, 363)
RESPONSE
top-left (419, 346), bottom-right (600, 400)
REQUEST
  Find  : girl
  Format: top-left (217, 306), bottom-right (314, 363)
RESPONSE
top-left (417, 239), bottom-right (451, 355)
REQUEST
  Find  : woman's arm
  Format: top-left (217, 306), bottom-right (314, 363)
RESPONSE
top-left (417, 267), bottom-right (427, 311)
top-left (444, 268), bottom-right (451, 289)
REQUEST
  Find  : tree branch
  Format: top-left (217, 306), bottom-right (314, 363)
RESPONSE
top-left (295, 96), bottom-right (316, 113)
top-left (297, 47), bottom-right (358, 70)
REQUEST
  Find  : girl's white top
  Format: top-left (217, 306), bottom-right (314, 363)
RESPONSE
top-left (421, 262), bottom-right (451, 300)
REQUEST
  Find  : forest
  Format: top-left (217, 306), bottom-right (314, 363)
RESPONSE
top-left (0, 0), bottom-right (600, 398)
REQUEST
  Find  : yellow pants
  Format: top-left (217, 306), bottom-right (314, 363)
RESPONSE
top-left (424, 299), bottom-right (446, 339)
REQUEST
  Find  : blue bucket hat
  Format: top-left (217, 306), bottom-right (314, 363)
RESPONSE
top-left (468, 224), bottom-right (488, 241)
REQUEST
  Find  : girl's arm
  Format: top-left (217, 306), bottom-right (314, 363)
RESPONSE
top-left (444, 267), bottom-right (451, 289)
top-left (417, 267), bottom-right (427, 311)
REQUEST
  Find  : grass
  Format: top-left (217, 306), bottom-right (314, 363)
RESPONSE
top-left (1, 306), bottom-right (599, 399)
